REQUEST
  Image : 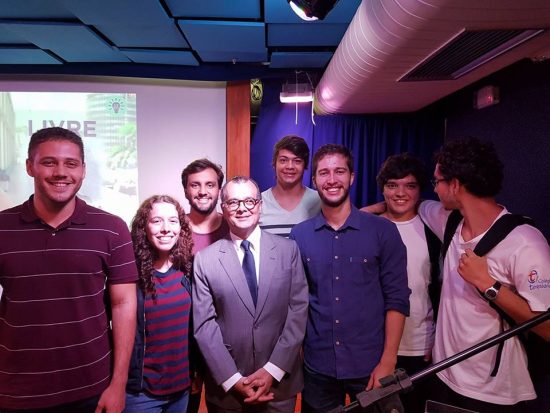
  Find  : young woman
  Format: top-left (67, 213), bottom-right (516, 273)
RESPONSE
top-left (125, 195), bottom-right (194, 412)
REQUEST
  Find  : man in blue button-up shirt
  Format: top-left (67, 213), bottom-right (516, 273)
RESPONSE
top-left (290, 144), bottom-right (410, 413)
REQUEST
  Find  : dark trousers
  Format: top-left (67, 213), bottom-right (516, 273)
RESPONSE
top-left (301, 365), bottom-right (376, 413)
top-left (187, 390), bottom-right (202, 413)
top-left (426, 375), bottom-right (528, 413)
top-left (0, 395), bottom-right (100, 413)
top-left (206, 397), bottom-right (296, 413)
top-left (396, 355), bottom-right (431, 413)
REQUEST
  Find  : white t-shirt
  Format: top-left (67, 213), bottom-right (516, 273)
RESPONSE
top-left (259, 186), bottom-right (321, 237)
top-left (419, 200), bottom-right (550, 405)
top-left (392, 215), bottom-right (435, 356)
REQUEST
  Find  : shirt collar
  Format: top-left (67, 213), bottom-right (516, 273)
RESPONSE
top-left (20, 195), bottom-right (87, 227)
top-left (313, 205), bottom-right (362, 231)
top-left (230, 224), bottom-right (262, 252)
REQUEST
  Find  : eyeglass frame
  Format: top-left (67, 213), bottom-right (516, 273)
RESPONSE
top-left (222, 197), bottom-right (261, 212)
top-left (431, 178), bottom-right (449, 188)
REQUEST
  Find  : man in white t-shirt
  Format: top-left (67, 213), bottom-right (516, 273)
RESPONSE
top-left (362, 153), bottom-right (439, 413)
top-left (419, 137), bottom-right (550, 413)
top-left (259, 135), bottom-right (320, 237)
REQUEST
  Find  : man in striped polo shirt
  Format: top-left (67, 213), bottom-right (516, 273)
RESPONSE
top-left (0, 127), bottom-right (138, 412)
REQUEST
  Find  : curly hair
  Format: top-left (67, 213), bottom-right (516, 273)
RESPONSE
top-left (376, 153), bottom-right (428, 191)
top-left (131, 195), bottom-right (194, 297)
top-left (435, 137), bottom-right (503, 197)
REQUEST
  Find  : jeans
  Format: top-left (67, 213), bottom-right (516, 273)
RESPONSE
top-left (125, 389), bottom-right (189, 413)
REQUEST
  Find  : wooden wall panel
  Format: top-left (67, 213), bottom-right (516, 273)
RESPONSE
top-left (226, 81), bottom-right (250, 179)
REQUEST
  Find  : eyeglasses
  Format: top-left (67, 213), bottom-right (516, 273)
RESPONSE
top-left (223, 198), bottom-right (260, 211)
top-left (431, 178), bottom-right (449, 188)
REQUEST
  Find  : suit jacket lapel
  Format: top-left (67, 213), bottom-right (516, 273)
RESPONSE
top-left (255, 232), bottom-right (275, 318)
top-left (218, 239), bottom-right (256, 316)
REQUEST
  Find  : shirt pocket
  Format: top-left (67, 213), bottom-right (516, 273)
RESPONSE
top-left (344, 255), bottom-right (377, 287)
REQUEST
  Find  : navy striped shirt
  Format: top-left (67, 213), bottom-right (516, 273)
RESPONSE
top-left (143, 268), bottom-right (191, 395)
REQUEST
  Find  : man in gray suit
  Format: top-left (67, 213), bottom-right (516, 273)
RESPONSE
top-left (193, 176), bottom-right (309, 413)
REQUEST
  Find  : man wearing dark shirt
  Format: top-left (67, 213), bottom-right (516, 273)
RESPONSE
top-left (0, 127), bottom-right (137, 412)
top-left (290, 144), bottom-right (410, 413)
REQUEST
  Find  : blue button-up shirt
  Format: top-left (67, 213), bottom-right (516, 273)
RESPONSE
top-left (290, 206), bottom-right (409, 379)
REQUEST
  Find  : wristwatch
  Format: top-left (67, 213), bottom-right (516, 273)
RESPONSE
top-left (483, 281), bottom-right (502, 301)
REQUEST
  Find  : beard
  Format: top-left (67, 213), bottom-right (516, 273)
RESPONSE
top-left (318, 186), bottom-right (350, 208)
top-left (190, 198), bottom-right (218, 215)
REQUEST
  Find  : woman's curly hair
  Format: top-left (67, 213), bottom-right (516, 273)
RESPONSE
top-left (130, 195), bottom-right (194, 297)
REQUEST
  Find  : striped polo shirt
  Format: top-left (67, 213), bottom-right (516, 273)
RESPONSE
top-left (143, 267), bottom-right (191, 395)
top-left (0, 196), bottom-right (138, 409)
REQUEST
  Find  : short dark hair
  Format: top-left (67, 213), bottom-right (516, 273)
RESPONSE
top-left (28, 127), bottom-right (84, 162)
top-left (272, 135), bottom-right (310, 169)
top-left (376, 153), bottom-right (428, 191)
top-left (435, 137), bottom-right (503, 197)
top-left (312, 144), bottom-right (354, 175)
top-left (220, 176), bottom-right (261, 203)
top-left (181, 158), bottom-right (224, 189)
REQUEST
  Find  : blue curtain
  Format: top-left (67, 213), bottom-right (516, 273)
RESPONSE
top-left (250, 79), bottom-right (315, 191)
top-left (251, 80), bottom-right (445, 207)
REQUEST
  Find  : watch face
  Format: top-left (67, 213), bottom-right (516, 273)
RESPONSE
top-left (485, 288), bottom-right (497, 300)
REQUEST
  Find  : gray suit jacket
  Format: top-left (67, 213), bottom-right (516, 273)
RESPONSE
top-left (193, 230), bottom-right (308, 409)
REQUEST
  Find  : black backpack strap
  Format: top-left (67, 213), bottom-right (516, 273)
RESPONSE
top-left (473, 214), bottom-right (536, 256)
top-left (441, 211), bottom-right (537, 376)
top-left (424, 224), bottom-right (442, 320)
top-left (441, 209), bottom-right (463, 260)
top-left (471, 214), bottom-right (536, 376)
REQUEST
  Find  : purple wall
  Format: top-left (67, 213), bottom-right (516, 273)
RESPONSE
top-left (430, 59), bottom-right (550, 238)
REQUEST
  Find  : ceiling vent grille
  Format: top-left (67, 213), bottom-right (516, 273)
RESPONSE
top-left (400, 29), bottom-right (544, 81)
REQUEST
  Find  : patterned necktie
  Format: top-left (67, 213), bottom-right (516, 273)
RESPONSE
top-left (240, 239), bottom-right (258, 306)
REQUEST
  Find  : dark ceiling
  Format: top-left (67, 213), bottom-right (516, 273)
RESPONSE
top-left (0, 0), bottom-right (361, 81)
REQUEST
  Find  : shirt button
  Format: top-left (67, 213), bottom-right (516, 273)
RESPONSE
top-left (336, 340), bottom-right (340, 345)
top-left (335, 235), bottom-right (339, 239)
top-left (51, 232), bottom-right (56, 237)
top-left (335, 276), bottom-right (339, 280)
top-left (306, 258), bottom-right (310, 262)
top-left (335, 297), bottom-right (340, 301)
top-left (335, 319), bottom-right (340, 324)
top-left (363, 258), bottom-right (367, 263)
top-left (334, 255), bottom-right (338, 259)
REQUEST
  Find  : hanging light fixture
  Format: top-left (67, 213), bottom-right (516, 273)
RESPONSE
top-left (287, 0), bottom-right (340, 21)
top-left (280, 71), bottom-right (314, 103)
